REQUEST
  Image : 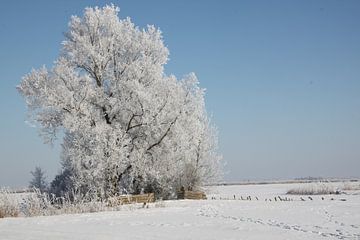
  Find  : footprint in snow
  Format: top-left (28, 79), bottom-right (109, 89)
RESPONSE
top-left (197, 205), bottom-right (220, 218)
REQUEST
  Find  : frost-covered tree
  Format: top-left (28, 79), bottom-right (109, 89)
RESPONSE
top-left (29, 167), bottom-right (48, 193)
top-left (18, 5), bottom-right (221, 199)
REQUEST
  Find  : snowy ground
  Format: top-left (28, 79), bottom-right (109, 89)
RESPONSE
top-left (1, 182), bottom-right (359, 240)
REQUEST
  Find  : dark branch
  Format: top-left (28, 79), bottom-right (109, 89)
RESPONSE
top-left (147, 115), bottom-right (178, 151)
top-left (102, 106), bottom-right (111, 124)
top-left (62, 107), bottom-right (71, 113)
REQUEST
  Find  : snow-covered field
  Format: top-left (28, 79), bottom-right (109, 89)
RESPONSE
top-left (1, 182), bottom-right (359, 240)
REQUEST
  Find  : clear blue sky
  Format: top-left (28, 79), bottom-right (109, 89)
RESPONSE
top-left (1, 0), bottom-right (359, 187)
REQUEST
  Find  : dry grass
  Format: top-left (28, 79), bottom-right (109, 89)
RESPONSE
top-left (0, 188), bottom-right (107, 218)
top-left (0, 206), bottom-right (19, 218)
top-left (0, 188), bottom-right (159, 218)
top-left (342, 182), bottom-right (360, 191)
top-left (0, 189), bottom-right (20, 218)
top-left (286, 183), bottom-right (338, 195)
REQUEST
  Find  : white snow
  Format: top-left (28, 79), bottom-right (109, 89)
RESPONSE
top-left (1, 183), bottom-right (359, 240)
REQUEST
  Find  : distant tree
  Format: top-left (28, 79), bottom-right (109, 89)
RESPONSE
top-left (49, 133), bottom-right (75, 198)
top-left (29, 167), bottom-right (48, 192)
top-left (18, 5), bottom-right (222, 199)
top-left (50, 169), bottom-right (73, 198)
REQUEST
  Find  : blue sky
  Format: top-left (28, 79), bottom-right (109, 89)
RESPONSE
top-left (0, 0), bottom-right (359, 187)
